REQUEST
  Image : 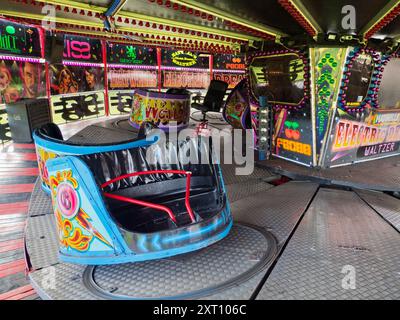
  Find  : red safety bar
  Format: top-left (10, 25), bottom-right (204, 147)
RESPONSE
top-left (101, 170), bottom-right (196, 224)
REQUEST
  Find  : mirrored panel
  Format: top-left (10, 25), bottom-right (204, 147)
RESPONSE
top-left (249, 53), bottom-right (304, 105)
top-left (378, 58), bottom-right (400, 110)
top-left (345, 52), bottom-right (374, 107)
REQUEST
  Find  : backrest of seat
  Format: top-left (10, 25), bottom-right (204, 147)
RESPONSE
top-left (39, 123), bottom-right (64, 140)
top-left (79, 136), bottom-right (216, 192)
top-left (166, 88), bottom-right (190, 95)
top-left (203, 80), bottom-right (229, 112)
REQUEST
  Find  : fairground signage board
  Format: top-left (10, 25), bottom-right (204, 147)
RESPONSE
top-left (107, 43), bottom-right (157, 65)
top-left (323, 107), bottom-right (400, 167)
top-left (130, 89), bottom-right (190, 129)
top-left (0, 19), bottom-right (41, 57)
top-left (161, 49), bottom-right (208, 68)
top-left (213, 54), bottom-right (245, 70)
top-left (63, 35), bottom-right (102, 63)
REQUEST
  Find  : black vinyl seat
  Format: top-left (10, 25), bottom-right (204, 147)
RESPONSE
top-left (191, 80), bottom-right (229, 122)
top-left (78, 136), bottom-right (223, 232)
top-left (166, 88), bottom-right (191, 95)
top-left (39, 123), bottom-right (64, 141)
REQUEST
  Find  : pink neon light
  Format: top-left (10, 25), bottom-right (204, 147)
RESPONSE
top-left (0, 55), bottom-right (45, 63)
top-left (63, 39), bottom-right (91, 60)
top-left (161, 66), bottom-right (209, 72)
top-left (213, 69), bottom-right (245, 74)
top-left (62, 60), bottom-right (104, 67)
top-left (101, 170), bottom-right (196, 223)
top-left (107, 64), bottom-right (158, 70)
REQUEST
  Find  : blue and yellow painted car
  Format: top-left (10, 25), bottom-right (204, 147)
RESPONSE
top-left (32, 123), bottom-right (232, 265)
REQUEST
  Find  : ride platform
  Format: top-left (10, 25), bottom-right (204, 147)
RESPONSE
top-left (23, 116), bottom-right (400, 299)
top-left (257, 156), bottom-right (400, 192)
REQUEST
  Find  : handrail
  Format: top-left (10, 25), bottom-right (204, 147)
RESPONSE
top-left (101, 170), bottom-right (196, 224)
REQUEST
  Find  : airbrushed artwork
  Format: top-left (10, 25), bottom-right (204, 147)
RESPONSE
top-left (108, 90), bottom-right (135, 115)
top-left (51, 92), bottom-right (105, 124)
top-left (129, 89), bottom-right (190, 129)
top-left (49, 65), bottom-right (104, 95)
top-left (0, 59), bottom-right (46, 104)
top-left (107, 43), bottom-right (157, 65)
top-left (223, 79), bottom-right (251, 130)
top-left (320, 50), bottom-right (400, 167)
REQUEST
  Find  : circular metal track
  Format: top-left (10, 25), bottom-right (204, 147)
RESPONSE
top-left (83, 223), bottom-right (277, 300)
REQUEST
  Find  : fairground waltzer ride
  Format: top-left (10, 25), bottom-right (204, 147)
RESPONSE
top-left (33, 122), bottom-right (232, 265)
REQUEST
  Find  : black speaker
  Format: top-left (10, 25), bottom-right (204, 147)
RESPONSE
top-left (46, 33), bottom-right (64, 64)
top-left (6, 98), bottom-right (52, 143)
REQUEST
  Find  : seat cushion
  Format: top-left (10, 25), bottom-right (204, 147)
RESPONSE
top-left (79, 136), bottom-right (216, 192)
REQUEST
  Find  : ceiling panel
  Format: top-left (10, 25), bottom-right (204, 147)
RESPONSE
top-left (173, 0), bottom-right (304, 35)
top-left (301, 0), bottom-right (392, 34)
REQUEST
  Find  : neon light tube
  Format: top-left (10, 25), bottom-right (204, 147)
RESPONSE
top-left (63, 60), bottom-right (105, 67)
top-left (0, 55), bottom-right (45, 63)
top-left (107, 64), bottom-right (158, 70)
top-left (161, 66), bottom-right (209, 72)
top-left (213, 69), bottom-right (245, 73)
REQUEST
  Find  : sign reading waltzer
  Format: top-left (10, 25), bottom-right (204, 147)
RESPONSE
top-left (326, 108), bottom-right (400, 166)
top-left (129, 89), bottom-right (190, 130)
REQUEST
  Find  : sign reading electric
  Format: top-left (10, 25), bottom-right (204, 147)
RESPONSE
top-left (333, 120), bottom-right (400, 151)
top-left (332, 119), bottom-right (400, 158)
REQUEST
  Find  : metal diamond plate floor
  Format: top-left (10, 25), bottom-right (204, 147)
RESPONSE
top-left (355, 189), bottom-right (400, 232)
top-left (83, 224), bottom-right (276, 300)
top-left (26, 170), bottom-right (400, 300)
top-left (26, 214), bottom-right (59, 271)
top-left (29, 263), bottom-right (97, 300)
top-left (28, 179), bottom-right (52, 217)
top-left (232, 181), bottom-right (319, 245)
top-left (256, 188), bottom-right (400, 300)
top-left (257, 156), bottom-right (400, 192)
top-left (226, 180), bottom-right (274, 203)
top-left (220, 164), bottom-right (274, 185)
